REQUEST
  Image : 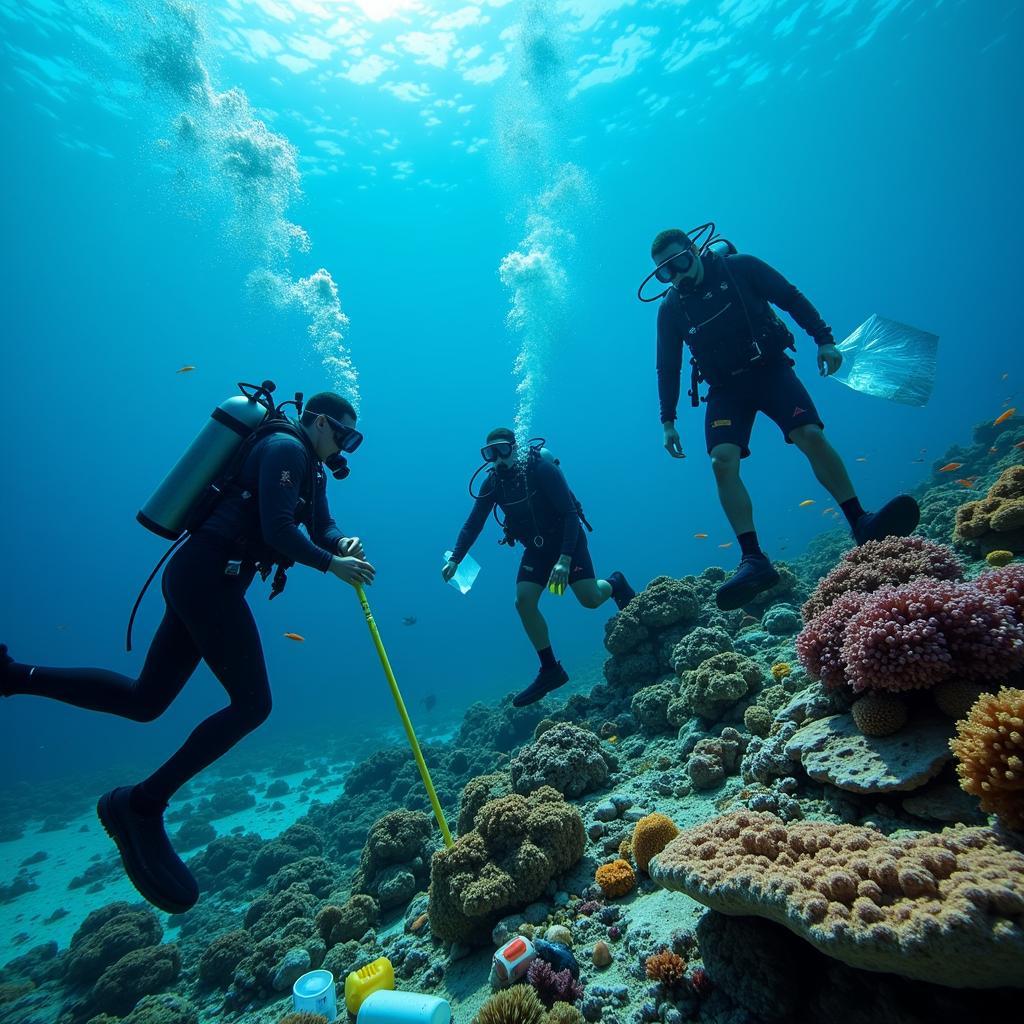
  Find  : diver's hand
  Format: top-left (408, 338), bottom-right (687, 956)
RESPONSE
top-left (441, 559), bottom-right (459, 583)
top-left (548, 557), bottom-right (571, 592)
top-left (330, 555), bottom-right (376, 586)
top-left (338, 536), bottom-right (365, 559)
top-left (663, 423), bottom-right (686, 459)
top-left (817, 343), bottom-right (842, 377)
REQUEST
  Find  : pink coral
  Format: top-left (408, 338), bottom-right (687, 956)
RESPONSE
top-left (802, 536), bottom-right (963, 623)
top-left (798, 576), bottom-right (1024, 694)
top-left (973, 562), bottom-right (1024, 624)
top-left (526, 958), bottom-right (584, 1008)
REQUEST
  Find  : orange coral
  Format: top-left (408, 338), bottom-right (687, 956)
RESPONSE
top-left (595, 859), bottom-right (636, 898)
top-left (645, 949), bottom-right (687, 987)
top-left (649, 810), bottom-right (1024, 987)
top-left (950, 686), bottom-right (1024, 830)
top-left (631, 813), bottom-right (679, 874)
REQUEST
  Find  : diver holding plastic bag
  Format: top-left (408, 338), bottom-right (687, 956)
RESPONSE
top-left (442, 428), bottom-right (635, 707)
top-left (640, 223), bottom-right (921, 612)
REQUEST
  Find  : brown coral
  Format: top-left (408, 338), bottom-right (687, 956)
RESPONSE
top-left (595, 859), bottom-right (636, 898)
top-left (744, 705), bottom-right (773, 738)
top-left (649, 810), bottom-right (1024, 987)
top-left (950, 687), bottom-right (1024, 830)
top-left (474, 984), bottom-right (546, 1024)
top-left (954, 465), bottom-right (1024, 555)
top-left (850, 694), bottom-right (908, 736)
top-left (645, 949), bottom-right (687, 988)
top-left (631, 813), bottom-right (679, 874)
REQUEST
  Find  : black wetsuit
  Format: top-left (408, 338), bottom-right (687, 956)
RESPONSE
top-left (451, 457), bottom-right (594, 586)
top-left (656, 251), bottom-right (833, 457)
top-left (6, 429), bottom-right (344, 809)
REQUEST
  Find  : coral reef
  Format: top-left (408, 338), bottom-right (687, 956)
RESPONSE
top-left (670, 652), bottom-right (763, 721)
top-left (761, 604), bottom-right (801, 636)
top-left (630, 814), bottom-right (679, 874)
top-left (950, 686), bottom-right (1024, 829)
top-left (527, 957), bottom-right (584, 1008)
top-left (669, 626), bottom-right (731, 673)
top-left (428, 786), bottom-right (584, 945)
top-left (954, 465), bottom-right (1024, 556)
top-left (458, 772), bottom-right (512, 835)
top-left (198, 929), bottom-right (254, 988)
top-left (89, 944), bottom-right (182, 1017)
top-left (802, 536), bottom-right (963, 622)
top-left (595, 859), bottom-right (636, 898)
top-left (314, 895), bottom-right (378, 945)
top-left (685, 728), bottom-right (747, 790)
top-left (510, 723), bottom-right (614, 798)
top-left (649, 810), bottom-right (1024, 986)
top-left (351, 808), bottom-right (432, 909)
top-left (64, 902), bottom-right (163, 986)
top-left (744, 705), bottom-right (773, 737)
top-left (629, 684), bottom-right (676, 736)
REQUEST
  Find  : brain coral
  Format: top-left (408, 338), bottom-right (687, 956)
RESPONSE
top-left (670, 652), bottom-right (763, 721)
top-left (954, 465), bottom-right (1024, 556)
top-left (595, 859), bottom-right (636, 898)
top-left (510, 723), bottom-right (613, 798)
top-left (802, 536), bottom-right (963, 623)
top-left (950, 687), bottom-right (1024, 830)
top-left (428, 786), bottom-right (585, 945)
top-left (850, 694), bottom-right (908, 737)
top-left (648, 810), bottom-right (1024, 987)
top-left (631, 813), bottom-right (679, 874)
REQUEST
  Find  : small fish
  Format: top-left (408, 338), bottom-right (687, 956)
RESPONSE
top-left (693, 532), bottom-right (708, 539)
top-left (718, 542), bottom-right (733, 549)
top-left (938, 463), bottom-right (962, 472)
top-left (911, 457), bottom-right (925, 464)
top-left (994, 407), bottom-right (1016, 426)
top-left (822, 507), bottom-right (836, 515)
top-left (799, 499), bottom-right (815, 507)
top-left (955, 478), bottom-right (975, 488)
top-left (283, 632), bottom-right (305, 642)
top-left (606, 735), bottom-right (618, 744)
top-left (402, 616), bottom-right (417, 626)
top-left (855, 456), bottom-right (868, 462)
top-left (176, 365), bottom-right (196, 374)
top-left (1001, 372), bottom-right (1009, 381)
top-left (989, 447), bottom-right (1000, 454)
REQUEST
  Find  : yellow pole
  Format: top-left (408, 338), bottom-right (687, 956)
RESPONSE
top-left (354, 585), bottom-right (454, 847)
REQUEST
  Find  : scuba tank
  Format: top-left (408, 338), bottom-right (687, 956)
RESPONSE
top-left (138, 381), bottom-right (279, 541)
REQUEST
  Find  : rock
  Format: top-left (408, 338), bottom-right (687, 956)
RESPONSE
top-left (522, 902), bottom-right (550, 925)
top-left (785, 713), bottom-right (953, 793)
top-left (901, 780), bottom-right (988, 824)
top-left (545, 925), bottom-right (572, 946)
top-left (609, 794), bottom-right (633, 813)
top-left (592, 940), bottom-right (612, 968)
top-left (491, 915), bottom-right (525, 946)
top-left (272, 948), bottom-right (311, 992)
top-left (588, 822), bottom-right (607, 841)
top-left (594, 801), bottom-right (618, 822)
top-left (623, 808), bottom-right (648, 822)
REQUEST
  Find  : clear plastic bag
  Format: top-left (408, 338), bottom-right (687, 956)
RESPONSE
top-left (832, 314), bottom-right (939, 407)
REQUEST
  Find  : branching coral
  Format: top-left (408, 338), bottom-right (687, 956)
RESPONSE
top-left (645, 949), bottom-right (687, 988)
top-left (950, 687), bottom-right (1024, 830)
top-left (526, 958), bottom-right (584, 1008)
top-left (594, 859), bottom-right (635, 898)
top-left (649, 810), bottom-right (1024, 987)
top-left (802, 536), bottom-right (963, 623)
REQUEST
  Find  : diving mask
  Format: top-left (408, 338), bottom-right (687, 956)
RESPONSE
top-left (481, 440), bottom-right (515, 463)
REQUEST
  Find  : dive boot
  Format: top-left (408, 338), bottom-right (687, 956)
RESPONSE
top-left (513, 662), bottom-right (570, 708)
top-left (0, 644), bottom-right (12, 697)
top-left (607, 571), bottom-right (636, 611)
top-left (715, 555), bottom-right (780, 612)
top-left (97, 787), bottom-right (199, 914)
top-left (853, 495), bottom-right (920, 545)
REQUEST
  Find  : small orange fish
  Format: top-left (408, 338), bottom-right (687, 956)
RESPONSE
top-left (938, 463), bottom-right (962, 472)
top-left (718, 542), bottom-right (733, 549)
top-left (955, 479), bottom-right (975, 488)
top-left (176, 365), bottom-right (196, 374)
top-left (693, 532), bottom-right (708, 539)
top-left (799, 499), bottom-right (815, 507)
top-left (993, 408), bottom-right (1016, 426)
top-left (283, 632), bottom-right (305, 642)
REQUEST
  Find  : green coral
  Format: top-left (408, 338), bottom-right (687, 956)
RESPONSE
top-left (670, 652), bottom-right (763, 721)
top-left (458, 772), bottom-right (512, 835)
top-left (428, 786), bottom-right (585, 945)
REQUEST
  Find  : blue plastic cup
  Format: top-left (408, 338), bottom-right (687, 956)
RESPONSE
top-left (293, 969), bottom-right (338, 1021)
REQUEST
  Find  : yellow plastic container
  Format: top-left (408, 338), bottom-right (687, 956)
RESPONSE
top-left (345, 957), bottom-right (395, 1014)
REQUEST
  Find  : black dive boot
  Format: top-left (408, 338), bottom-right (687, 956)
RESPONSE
top-left (513, 662), bottom-right (570, 708)
top-left (97, 787), bottom-right (199, 914)
top-left (0, 645), bottom-right (12, 697)
top-left (607, 571), bottom-right (636, 611)
top-left (715, 555), bottom-right (780, 612)
top-left (853, 495), bottom-right (921, 545)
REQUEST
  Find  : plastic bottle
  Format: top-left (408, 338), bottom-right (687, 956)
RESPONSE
top-left (357, 989), bottom-right (451, 1024)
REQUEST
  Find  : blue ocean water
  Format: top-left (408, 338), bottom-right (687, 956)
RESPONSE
top-left (1, 0), bottom-right (1022, 990)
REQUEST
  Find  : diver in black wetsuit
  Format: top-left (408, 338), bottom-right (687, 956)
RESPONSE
top-left (0, 392), bottom-right (374, 915)
top-left (442, 428), bottom-right (635, 707)
top-left (647, 227), bottom-right (920, 611)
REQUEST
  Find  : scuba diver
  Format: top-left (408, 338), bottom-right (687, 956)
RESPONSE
top-left (0, 388), bottom-right (374, 915)
top-left (642, 224), bottom-right (920, 611)
top-left (442, 428), bottom-right (635, 707)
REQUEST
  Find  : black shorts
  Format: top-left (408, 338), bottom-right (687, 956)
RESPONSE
top-left (516, 531), bottom-right (596, 587)
top-left (704, 364), bottom-right (823, 458)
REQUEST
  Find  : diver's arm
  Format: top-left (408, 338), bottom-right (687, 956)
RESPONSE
top-left (257, 438), bottom-right (336, 572)
top-left (311, 472), bottom-right (347, 553)
top-left (534, 460), bottom-right (581, 556)
top-left (739, 254), bottom-right (833, 344)
top-left (656, 300), bottom-right (684, 423)
top-left (450, 488), bottom-right (496, 563)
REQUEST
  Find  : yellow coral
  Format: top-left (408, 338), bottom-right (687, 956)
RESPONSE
top-left (950, 687), bottom-right (1024, 830)
top-left (986, 550), bottom-right (1015, 567)
top-left (771, 662), bottom-right (792, 681)
top-left (595, 859), bottom-right (636, 898)
top-left (631, 813), bottom-right (679, 873)
top-left (954, 465), bottom-right (1024, 554)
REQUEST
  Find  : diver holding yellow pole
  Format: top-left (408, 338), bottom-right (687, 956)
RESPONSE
top-left (353, 585), bottom-right (453, 848)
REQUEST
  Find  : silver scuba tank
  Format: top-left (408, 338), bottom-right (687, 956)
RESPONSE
top-left (137, 389), bottom-right (271, 540)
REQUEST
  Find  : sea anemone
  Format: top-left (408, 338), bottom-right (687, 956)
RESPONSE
top-left (474, 985), bottom-right (546, 1024)
top-left (645, 949), bottom-right (687, 988)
